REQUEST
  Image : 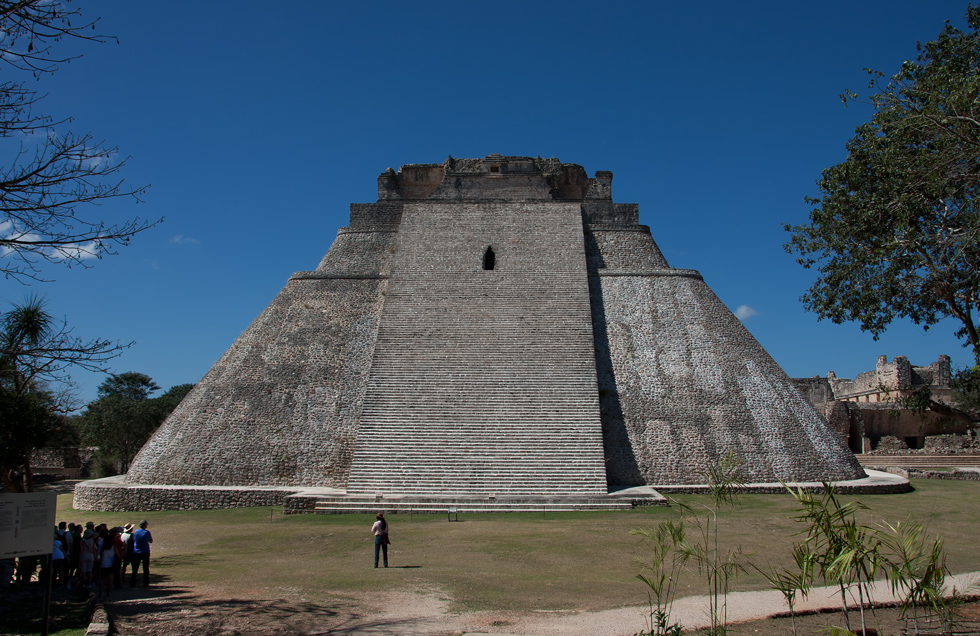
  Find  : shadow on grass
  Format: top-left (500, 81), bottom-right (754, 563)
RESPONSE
top-left (106, 587), bottom-right (456, 635)
top-left (149, 553), bottom-right (205, 569)
top-left (0, 584), bottom-right (91, 635)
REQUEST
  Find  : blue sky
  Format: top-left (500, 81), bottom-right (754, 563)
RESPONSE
top-left (2, 1), bottom-right (975, 404)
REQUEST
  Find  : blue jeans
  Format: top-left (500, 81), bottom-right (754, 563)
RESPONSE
top-left (374, 536), bottom-right (388, 567)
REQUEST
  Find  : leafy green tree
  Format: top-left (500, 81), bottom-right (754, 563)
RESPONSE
top-left (0, 296), bottom-right (125, 490)
top-left (951, 362), bottom-right (980, 415)
top-left (785, 6), bottom-right (980, 424)
top-left (96, 372), bottom-right (160, 401)
top-left (79, 373), bottom-right (190, 474)
top-left (155, 383), bottom-right (194, 413)
top-left (0, 389), bottom-right (57, 492)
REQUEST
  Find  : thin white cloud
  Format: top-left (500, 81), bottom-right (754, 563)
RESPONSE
top-left (735, 305), bottom-right (759, 321)
top-left (170, 234), bottom-right (201, 245)
top-left (80, 154), bottom-right (109, 171)
top-left (49, 240), bottom-right (99, 261)
top-left (0, 221), bottom-right (99, 260)
top-left (0, 225), bottom-right (43, 256)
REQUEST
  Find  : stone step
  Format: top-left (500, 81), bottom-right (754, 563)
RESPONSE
top-left (346, 202), bottom-right (605, 496)
top-left (346, 453), bottom-right (604, 463)
top-left (281, 490), bottom-right (669, 514)
top-left (857, 455), bottom-right (980, 467)
top-left (346, 467), bottom-right (605, 475)
top-left (311, 502), bottom-right (634, 514)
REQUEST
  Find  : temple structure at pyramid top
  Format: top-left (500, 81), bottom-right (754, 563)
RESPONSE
top-left (75, 155), bottom-right (869, 512)
top-left (376, 154), bottom-right (614, 202)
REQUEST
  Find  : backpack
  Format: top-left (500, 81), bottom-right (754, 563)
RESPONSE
top-left (125, 533), bottom-right (135, 558)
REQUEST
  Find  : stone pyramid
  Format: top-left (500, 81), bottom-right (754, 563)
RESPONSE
top-left (123, 155), bottom-right (864, 498)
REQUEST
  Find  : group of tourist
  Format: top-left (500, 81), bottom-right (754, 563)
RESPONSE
top-left (0, 519), bottom-right (152, 597)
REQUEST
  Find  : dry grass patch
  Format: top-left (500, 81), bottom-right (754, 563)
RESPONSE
top-left (58, 479), bottom-right (980, 614)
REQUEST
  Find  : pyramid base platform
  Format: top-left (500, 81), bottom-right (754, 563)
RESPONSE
top-left (72, 471), bottom-right (909, 513)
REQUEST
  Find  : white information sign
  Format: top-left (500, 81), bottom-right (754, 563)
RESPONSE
top-left (0, 492), bottom-right (57, 559)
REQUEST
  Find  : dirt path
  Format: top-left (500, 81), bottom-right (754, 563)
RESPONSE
top-left (108, 584), bottom-right (459, 635)
top-left (105, 579), bottom-right (656, 635)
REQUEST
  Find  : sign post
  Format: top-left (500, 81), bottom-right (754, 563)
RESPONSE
top-left (0, 492), bottom-right (58, 636)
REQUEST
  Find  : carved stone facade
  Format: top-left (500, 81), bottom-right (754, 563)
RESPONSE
top-left (77, 156), bottom-right (865, 510)
top-left (829, 355), bottom-right (952, 404)
top-left (793, 355), bottom-right (969, 451)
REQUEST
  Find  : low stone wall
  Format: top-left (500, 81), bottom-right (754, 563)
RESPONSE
top-left (866, 433), bottom-right (980, 455)
top-left (74, 471), bottom-right (913, 512)
top-left (87, 605), bottom-right (110, 636)
top-left (74, 478), bottom-right (299, 511)
top-left (880, 467), bottom-right (980, 481)
top-left (656, 481), bottom-right (912, 495)
top-left (283, 496), bottom-right (318, 513)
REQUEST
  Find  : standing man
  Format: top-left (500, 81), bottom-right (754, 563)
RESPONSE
top-left (129, 520), bottom-right (153, 588)
top-left (118, 523), bottom-right (135, 588)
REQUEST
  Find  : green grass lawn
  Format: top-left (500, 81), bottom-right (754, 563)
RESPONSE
top-left (56, 479), bottom-right (980, 613)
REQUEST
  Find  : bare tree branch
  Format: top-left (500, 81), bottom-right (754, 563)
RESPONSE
top-left (0, 0), bottom-right (159, 283)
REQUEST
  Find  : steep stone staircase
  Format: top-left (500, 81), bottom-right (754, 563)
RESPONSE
top-left (346, 202), bottom-right (608, 497)
top-left (299, 495), bottom-right (639, 514)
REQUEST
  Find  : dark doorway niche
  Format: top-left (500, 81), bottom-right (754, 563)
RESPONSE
top-left (483, 246), bottom-right (495, 270)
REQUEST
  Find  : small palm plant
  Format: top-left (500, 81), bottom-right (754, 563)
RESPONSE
top-left (877, 519), bottom-right (950, 636)
top-left (632, 450), bottom-right (747, 636)
top-left (752, 543), bottom-right (814, 636)
top-left (764, 484), bottom-right (966, 636)
top-left (789, 483), bottom-right (881, 636)
top-left (676, 450), bottom-right (747, 636)
top-left (631, 520), bottom-right (686, 636)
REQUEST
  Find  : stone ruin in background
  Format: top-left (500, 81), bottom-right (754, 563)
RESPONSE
top-left (794, 355), bottom-right (977, 453)
top-left (75, 155), bottom-right (871, 511)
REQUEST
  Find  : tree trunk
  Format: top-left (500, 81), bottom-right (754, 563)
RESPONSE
top-left (1, 468), bottom-right (26, 493)
top-left (22, 456), bottom-right (34, 492)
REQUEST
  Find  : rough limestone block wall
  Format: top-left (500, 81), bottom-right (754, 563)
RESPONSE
top-left (791, 377), bottom-right (835, 411)
top-left (73, 481), bottom-right (295, 511)
top-left (586, 228), bottom-right (669, 271)
top-left (347, 201), bottom-right (608, 496)
top-left (825, 400), bottom-right (855, 440)
top-left (857, 405), bottom-right (966, 438)
top-left (315, 228), bottom-right (397, 276)
top-left (593, 272), bottom-right (865, 485)
top-left (125, 228), bottom-right (396, 488)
